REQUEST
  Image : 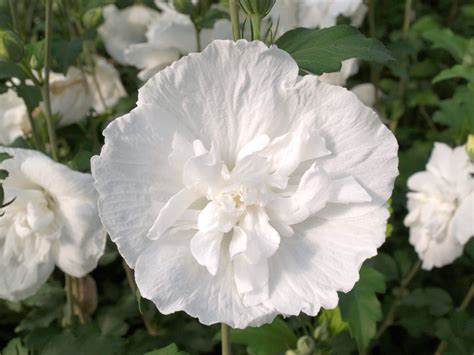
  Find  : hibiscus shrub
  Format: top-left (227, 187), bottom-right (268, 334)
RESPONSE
top-left (0, 0), bottom-right (473, 355)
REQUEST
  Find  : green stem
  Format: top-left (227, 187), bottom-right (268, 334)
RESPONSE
top-left (221, 323), bottom-right (232, 355)
top-left (42, 0), bottom-right (59, 160)
top-left (402, 0), bottom-right (413, 33)
top-left (250, 15), bottom-right (262, 41)
top-left (434, 283), bottom-right (474, 355)
top-left (374, 260), bottom-right (421, 340)
top-left (7, 0), bottom-right (19, 34)
top-left (194, 26), bottom-right (202, 52)
top-left (122, 260), bottom-right (159, 336)
top-left (26, 110), bottom-right (43, 151)
top-left (368, 0), bottom-right (380, 109)
top-left (229, 0), bottom-right (241, 41)
top-left (65, 274), bottom-right (74, 325)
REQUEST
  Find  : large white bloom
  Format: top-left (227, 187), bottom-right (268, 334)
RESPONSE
top-left (404, 143), bottom-right (474, 270)
top-left (92, 40), bottom-right (398, 328)
top-left (0, 148), bottom-right (106, 301)
top-left (0, 90), bottom-right (30, 145)
top-left (125, 2), bottom-right (231, 81)
top-left (270, 0), bottom-right (367, 34)
top-left (98, 4), bottom-right (160, 65)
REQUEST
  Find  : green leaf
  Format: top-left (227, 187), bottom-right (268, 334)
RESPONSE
top-left (51, 39), bottom-right (83, 74)
top-left (0, 62), bottom-right (27, 79)
top-left (0, 152), bottom-right (12, 163)
top-left (16, 84), bottom-right (42, 113)
top-left (318, 307), bottom-right (349, 335)
top-left (433, 65), bottom-right (474, 84)
top-left (401, 288), bottom-right (453, 316)
top-left (231, 318), bottom-right (298, 355)
top-left (276, 25), bottom-right (394, 75)
top-left (433, 87), bottom-right (474, 132)
top-left (435, 312), bottom-right (474, 355)
top-left (196, 9), bottom-right (229, 29)
top-left (145, 343), bottom-right (189, 355)
top-left (423, 28), bottom-right (468, 61)
top-left (371, 253), bottom-right (399, 282)
top-left (1, 338), bottom-right (29, 355)
top-left (0, 169), bottom-right (8, 180)
top-left (339, 266), bottom-right (386, 353)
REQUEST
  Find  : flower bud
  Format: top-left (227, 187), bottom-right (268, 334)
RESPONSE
top-left (313, 324), bottom-right (329, 340)
top-left (467, 134), bottom-right (474, 162)
top-left (82, 7), bottom-right (103, 29)
top-left (0, 30), bottom-right (25, 63)
top-left (296, 336), bottom-right (315, 354)
top-left (173, 0), bottom-right (195, 15)
top-left (285, 351), bottom-right (299, 355)
top-left (240, 0), bottom-right (276, 17)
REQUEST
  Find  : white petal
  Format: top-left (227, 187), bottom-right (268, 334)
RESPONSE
top-left (265, 122), bottom-right (331, 177)
top-left (0, 255), bottom-right (54, 301)
top-left (234, 255), bottom-right (269, 306)
top-left (267, 205), bottom-right (388, 316)
top-left (87, 56), bottom-right (127, 113)
top-left (134, 232), bottom-right (277, 328)
top-left (236, 134), bottom-right (270, 162)
top-left (198, 201), bottom-right (239, 234)
top-left (125, 44), bottom-right (180, 81)
top-left (138, 40), bottom-right (300, 165)
top-left (147, 188), bottom-right (201, 240)
top-left (351, 83), bottom-right (377, 107)
top-left (268, 163), bottom-right (331, 228)
top-left (190, 230), bottom-right (224, 275)
top-left (328, 176), bottom-right (372, 204)
top-left (450, 193), bottom-right (474, 245)
top-left (98, 5), bottom-right (159, 64)
top-left (0, 89), bottom-right (29, 145)
top-left (407, 171), bottom-right (440, 194)
top-left (92, 104), bottom-right (189, 267)
top-left (292, 77), bottom-right (398, 220)
top-left (410, 226), bottom-right (464, 270)
top-left (20, 154), bottom-right (106, 277)
top-left (229, 226), bottom-right (247, 259)
top-left (239, 208), bottom-right (280, 264)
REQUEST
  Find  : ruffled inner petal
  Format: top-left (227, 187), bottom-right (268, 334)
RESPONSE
top-left (146, 188), bottom-right (201, 240)
top-left (190, 230), bottom-right (224, 275)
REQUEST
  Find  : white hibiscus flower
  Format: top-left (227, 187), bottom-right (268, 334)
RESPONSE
top-left (404, 143), bottom-right (474, 270)
top-left (43, 57), bottom-right (126, 125)
top-left (46, 67), bottom-right (92, 126)
top-left (0, 148), bottom-right (106, 301)
top-left (0, 90), bottom-right (30, 145)
top-left (98, 4), bottom-right (160, 65)
top-left (125, 1), bottom-right (232, 81)
top-left (92, 40), bottom-right (398, 328)
top-left (318, 59), bottom-right (378, 107)
top-left (270, 0), bottom-right (367, 34)
top-left (86, 56), bottom-right (127, 114)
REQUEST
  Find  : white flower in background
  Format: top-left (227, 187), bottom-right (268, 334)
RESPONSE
top-left (318, 59), bottom-right (378, 107)
top-left (44, 57), bottom-right (126, 125)
top-left (405, 143), bottom-right (474, 270)
top-left (270, 0), bottom-right (367, 34)
top-left (46, 67), bottom-right (92, 126)
top-left (98, 4), bottom-right (160, 65)
top-left (86, 56), bottom-right (127, 114)
top-left (0, 148), bottom-right (106, 301)
top-left (125, 1), bottom-right (232, 81)
top-left (92, 40), bottom-right (398, 328)
top-left (0, 90), bottom-right (30, 145)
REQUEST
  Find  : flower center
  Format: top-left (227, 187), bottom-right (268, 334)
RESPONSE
top-left (0, 187), bottom-right (60, 262)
